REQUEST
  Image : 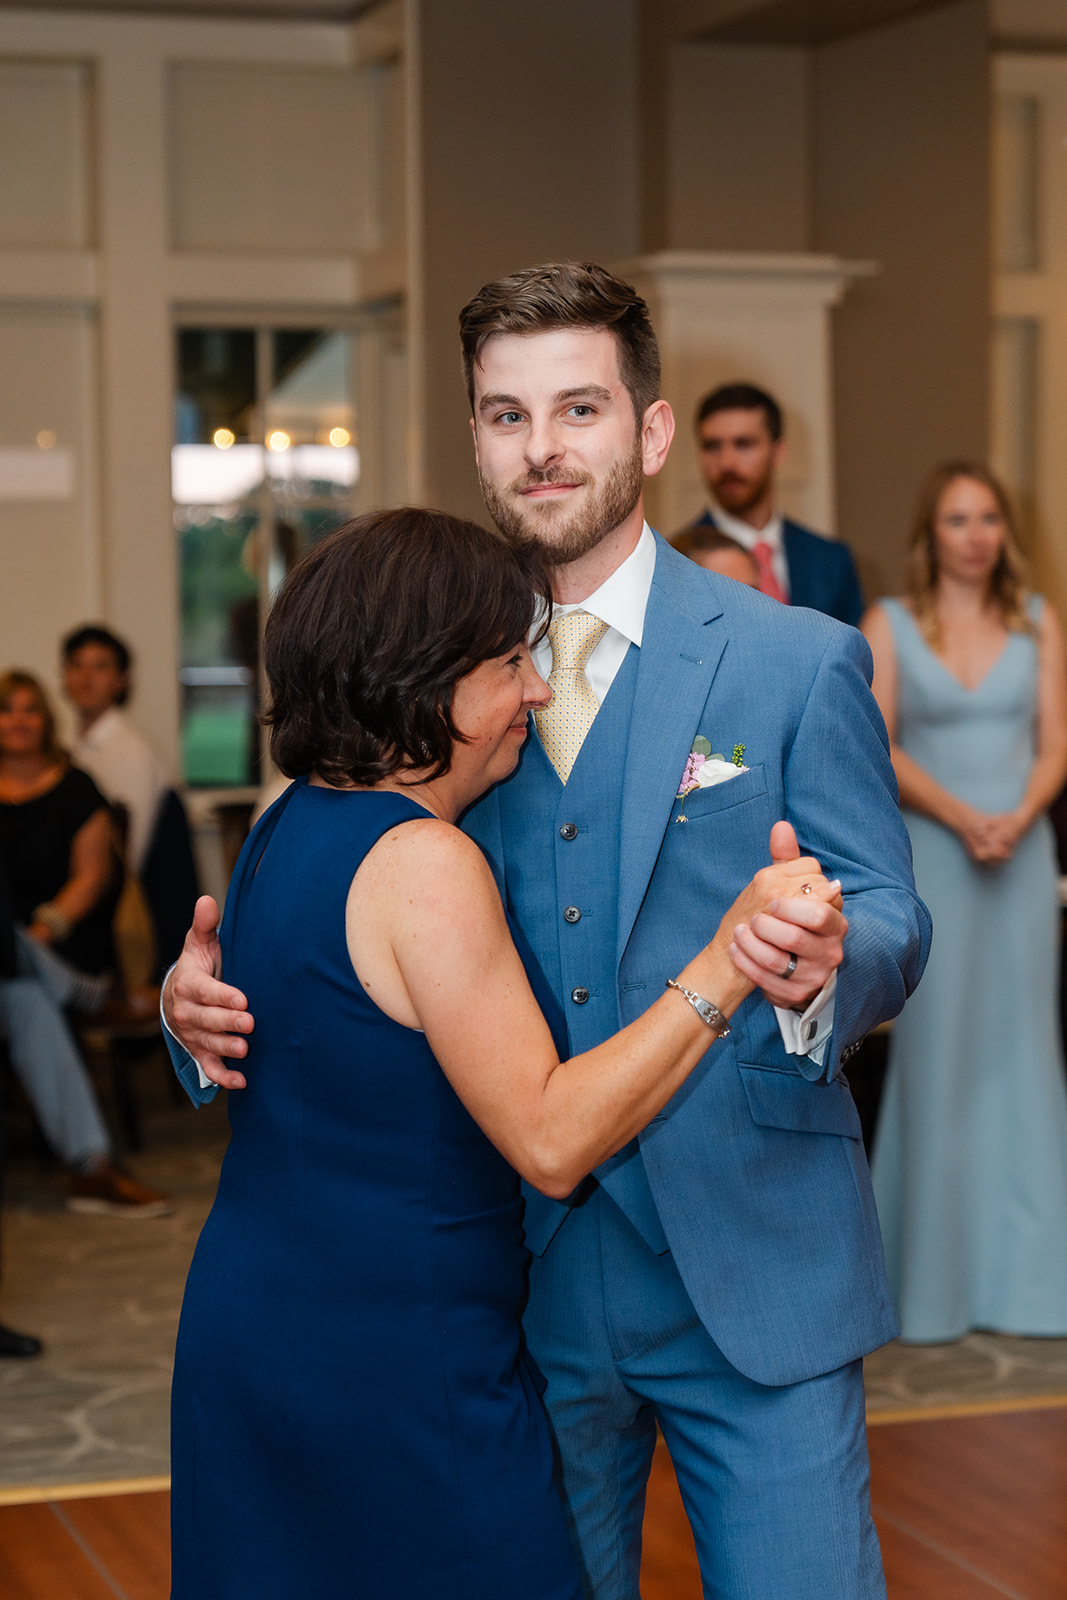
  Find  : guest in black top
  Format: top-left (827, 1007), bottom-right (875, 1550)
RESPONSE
top-left (0, 671), bottom-right (119, 977)
top-left (0, 860), bottom-right (43, 1355)
top-left (0, 671), bottom-right (169, 1217)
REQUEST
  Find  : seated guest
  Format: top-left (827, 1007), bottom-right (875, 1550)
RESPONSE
top-left (0, 866), bottom-right (43, 1355)
top-left (62, 625), bottom-right (169, 878)
top-left (673, 525), bottom-right (760, 587)
top-left (0, 672), bottom-right (168, 1216)
top-left (64, 627), bottom-right (198, 975)
top-left (679, 381), bottom-right (864, 625)
top-left (0, 669), bottom-right (119, 979)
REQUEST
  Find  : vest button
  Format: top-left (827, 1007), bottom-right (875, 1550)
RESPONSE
top-left (559, 822), bottom-right (578, 840)
top-left (571, 986), bottom-right (589, 1005)
top-left (563, 905), bottom-right (581, 923)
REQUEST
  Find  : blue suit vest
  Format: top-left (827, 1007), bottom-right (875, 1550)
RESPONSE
top-left (492, 647), bottom-right (668, 1252)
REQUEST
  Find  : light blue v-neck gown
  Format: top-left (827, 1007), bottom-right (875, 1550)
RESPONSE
top-left (871, 596), bottom-right (1067, 1342)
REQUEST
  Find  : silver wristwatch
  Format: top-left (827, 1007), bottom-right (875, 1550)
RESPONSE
top-left (665, 978), bottom-right (730, 1037)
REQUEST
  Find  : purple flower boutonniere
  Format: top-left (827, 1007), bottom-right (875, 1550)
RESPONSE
top-left (676, 739), bottom-right (748, 823)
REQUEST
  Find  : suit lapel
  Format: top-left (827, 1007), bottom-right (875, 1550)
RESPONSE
top-left (616, 539), bottom-right (729, 963)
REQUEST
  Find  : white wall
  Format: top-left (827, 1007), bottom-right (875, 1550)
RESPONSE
top-left (0, 6), bottom-right (405, 768)
top-left (665, 42), bottom-right (810, 254)
top-left (993, 53), bottom-right (1067, 622)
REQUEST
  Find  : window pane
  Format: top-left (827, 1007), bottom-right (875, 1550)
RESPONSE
top-left (174, 324), bottom-right (362, 787)
top-left (175, 329), bottom-right (256, 443)
top-left (176, 503), bottom-right (258, 786)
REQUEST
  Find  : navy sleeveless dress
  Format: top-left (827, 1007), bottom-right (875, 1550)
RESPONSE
top-left (170, 781), bottom-right (580, 1600)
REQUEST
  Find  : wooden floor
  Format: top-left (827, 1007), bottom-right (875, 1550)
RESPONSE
top-left (1, 1407), bottom-right (1064, 1598)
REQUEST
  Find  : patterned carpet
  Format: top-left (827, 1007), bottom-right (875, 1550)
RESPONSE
top-left (1, 1057), bottom-right (1065, 1492)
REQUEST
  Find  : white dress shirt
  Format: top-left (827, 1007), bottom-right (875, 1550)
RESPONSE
top-left (534, 521), bottom-right (834, 1063)
top-left (72, 706), bottom-right (170, 874)
top-left (707, 505), bottom-right (791, 602)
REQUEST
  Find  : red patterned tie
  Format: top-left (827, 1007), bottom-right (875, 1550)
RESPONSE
top-left (752, 540), bottom-right (786, 603)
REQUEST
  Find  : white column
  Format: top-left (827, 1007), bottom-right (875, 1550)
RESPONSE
top-left (617, 250), bottom-right (875, 539)
top-left (95, 34), bottom-right (177, 760)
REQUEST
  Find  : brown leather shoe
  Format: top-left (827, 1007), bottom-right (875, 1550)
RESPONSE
top-left (67, 1162), bottom-right (172, 1218)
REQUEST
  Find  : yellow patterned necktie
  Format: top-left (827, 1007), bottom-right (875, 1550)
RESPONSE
top-left (535, 610), bottom-right (610, 783)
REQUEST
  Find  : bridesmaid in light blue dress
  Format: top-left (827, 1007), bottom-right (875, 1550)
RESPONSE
top-left (864, 462), bottom-right (1067, 1343)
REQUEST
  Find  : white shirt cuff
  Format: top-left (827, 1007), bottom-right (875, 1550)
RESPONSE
top-left (160, 965), bottom-right (214, 1089)
top-left (774, 970), bottom-right (837, 1067)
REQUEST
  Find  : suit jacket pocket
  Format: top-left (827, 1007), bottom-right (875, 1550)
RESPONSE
top-left (738, 1061), bottom-right (862, 1140)
top-left (678, 762), bottom-right (768, 820)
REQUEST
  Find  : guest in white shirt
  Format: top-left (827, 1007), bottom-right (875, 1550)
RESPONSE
top-left (62, 626), bottom-right (169, 876)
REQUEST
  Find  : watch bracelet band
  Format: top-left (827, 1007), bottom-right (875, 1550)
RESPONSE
top-left (665, 977), bottom-right (731, 1037)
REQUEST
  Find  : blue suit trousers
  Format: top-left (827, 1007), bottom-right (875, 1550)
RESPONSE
top-left (524, 1186), bottom-right (886, 1600)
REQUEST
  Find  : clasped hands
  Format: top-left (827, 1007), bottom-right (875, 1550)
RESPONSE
top-left (955, 802), bottom-right (1026, 864)
top-left (164, 818), bottom-right (847, 1088)
top-left (726, 819), bottom-right (846, 1011)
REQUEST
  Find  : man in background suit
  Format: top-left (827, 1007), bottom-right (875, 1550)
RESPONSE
top-left (164, 264), bottom-right (929, 1598)
top-left (682, 381), bottom-right (864, 625)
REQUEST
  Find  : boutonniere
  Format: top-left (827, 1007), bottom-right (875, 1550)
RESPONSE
top-left (676, 738), bottom-right (748, 823)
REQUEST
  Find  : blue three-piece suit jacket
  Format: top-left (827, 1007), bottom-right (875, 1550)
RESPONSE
top-left (464, 535), bottom-right (930, 1388)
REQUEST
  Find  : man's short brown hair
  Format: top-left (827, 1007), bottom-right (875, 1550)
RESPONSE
top-left (459, 261), bottom-right (661, 427)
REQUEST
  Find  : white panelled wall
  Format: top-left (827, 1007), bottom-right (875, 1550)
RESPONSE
top-left (993, 54), bottom-right (1067, 623)
top-left (0, 5), bottom-right (406, 772)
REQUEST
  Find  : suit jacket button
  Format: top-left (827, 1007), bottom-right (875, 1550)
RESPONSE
top-left (571, 986), bottom-right (589, 1005)
top-left (559, 823), bottom-right (578, 840)
top-left (564, 905), bottom-right (581, 923)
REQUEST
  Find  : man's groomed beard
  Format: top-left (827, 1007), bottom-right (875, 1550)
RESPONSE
top-left (711, 463), bottom-right (773, 520)
top-left (480, 435), bottom-right (644, 566)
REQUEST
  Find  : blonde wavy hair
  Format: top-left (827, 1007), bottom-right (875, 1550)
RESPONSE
top-left (0, 670), bottom-right (68, 768)
top-left (907, 461), bottom-right (1033, 647)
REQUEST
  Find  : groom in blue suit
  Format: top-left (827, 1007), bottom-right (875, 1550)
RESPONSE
top-left (165, 263), bottom-right (929, 1599)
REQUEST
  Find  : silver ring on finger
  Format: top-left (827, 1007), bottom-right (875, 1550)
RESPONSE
top-left (781, 952), bottom-right (798, 980)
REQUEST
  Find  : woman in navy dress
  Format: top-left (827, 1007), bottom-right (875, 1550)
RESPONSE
top-left (170, 508), bottom-right (835, 1599)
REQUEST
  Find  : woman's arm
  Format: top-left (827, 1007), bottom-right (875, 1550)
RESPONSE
top-left (980, 601), bottom-right (1067, 859)
top-left (346, 819), bottom-right (840, 1199)
top-left (27, 807), bottom-right (115, 944)
top-left (861, 603), bottom-right (998, 859)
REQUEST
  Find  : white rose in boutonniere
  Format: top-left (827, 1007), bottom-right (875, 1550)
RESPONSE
top-left (676, 739), bottom-right (748, 822)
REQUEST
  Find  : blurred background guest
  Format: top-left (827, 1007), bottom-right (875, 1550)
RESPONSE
top-left (62, 626), bottom-right (198, 978)
top-left (678, 382), bottom-right (864, 625)
top-left (62, 625), bottom-right (169, 880)
top-left (0, 670), bottom-right (119, 982)
top-left (0, 862), bottom-right (43, 1356)
top-left (0, 671), bottom-right (169, 1216)
top-left (672, 526), bottom-right (760, 587)
top-left (862, 462), bottom-right (1067, 1342)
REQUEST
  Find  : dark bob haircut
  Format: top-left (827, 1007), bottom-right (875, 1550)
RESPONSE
top-left (264, 507), bottom-right (551, 787)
